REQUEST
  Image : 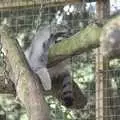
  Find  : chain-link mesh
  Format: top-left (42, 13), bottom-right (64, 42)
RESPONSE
top-left (0, 0), bottom-right (120, 120)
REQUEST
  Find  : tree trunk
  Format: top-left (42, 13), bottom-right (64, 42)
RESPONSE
top-left (0, 25), bottom-right (50, 120)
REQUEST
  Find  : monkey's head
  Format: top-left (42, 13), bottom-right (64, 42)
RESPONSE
top-left (101, 28), bottom-right (120, 59)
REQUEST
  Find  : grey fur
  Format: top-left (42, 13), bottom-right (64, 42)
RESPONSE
top-left (25, 24), bottom-right (70, 90)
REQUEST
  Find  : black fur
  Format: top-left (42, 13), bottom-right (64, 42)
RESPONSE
top-left (61, 72), bottom-right (74, 107)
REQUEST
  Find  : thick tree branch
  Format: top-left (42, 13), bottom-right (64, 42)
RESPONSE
top-left (0, 25), bottom-right (50, 120)
top-left (48, 24), bottom-right (102, 67)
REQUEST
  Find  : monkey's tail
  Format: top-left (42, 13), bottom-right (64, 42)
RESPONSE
top-left (61, 72), bottom-right (74, 107)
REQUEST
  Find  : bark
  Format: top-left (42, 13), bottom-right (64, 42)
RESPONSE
top-left (0, 25), bottom-right (50, 120)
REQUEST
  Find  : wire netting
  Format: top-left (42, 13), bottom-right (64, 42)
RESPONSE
top-left (0, 0), bottom-right (120, 120)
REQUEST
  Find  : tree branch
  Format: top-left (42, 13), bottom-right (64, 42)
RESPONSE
top-left (0, 25), bottom-right (50, 120)
top-left (48, 24), bottom-right (102, 67)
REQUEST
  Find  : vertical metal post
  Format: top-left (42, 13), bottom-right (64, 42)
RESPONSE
top-left (95, 0), bottom-right (110, 120)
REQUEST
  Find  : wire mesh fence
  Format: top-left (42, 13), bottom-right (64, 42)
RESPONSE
top-left (0, 0), bottom-right (120, 120)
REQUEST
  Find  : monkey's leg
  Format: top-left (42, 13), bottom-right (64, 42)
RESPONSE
top-left (36, 67), bottom-right (51, 91)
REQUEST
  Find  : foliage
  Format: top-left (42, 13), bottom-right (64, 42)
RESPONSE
top-left (0, 95), bottom-right (27, 120)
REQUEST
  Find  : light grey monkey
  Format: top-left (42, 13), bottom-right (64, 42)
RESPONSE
top-left (25, 24), bottom-right (69, 91)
